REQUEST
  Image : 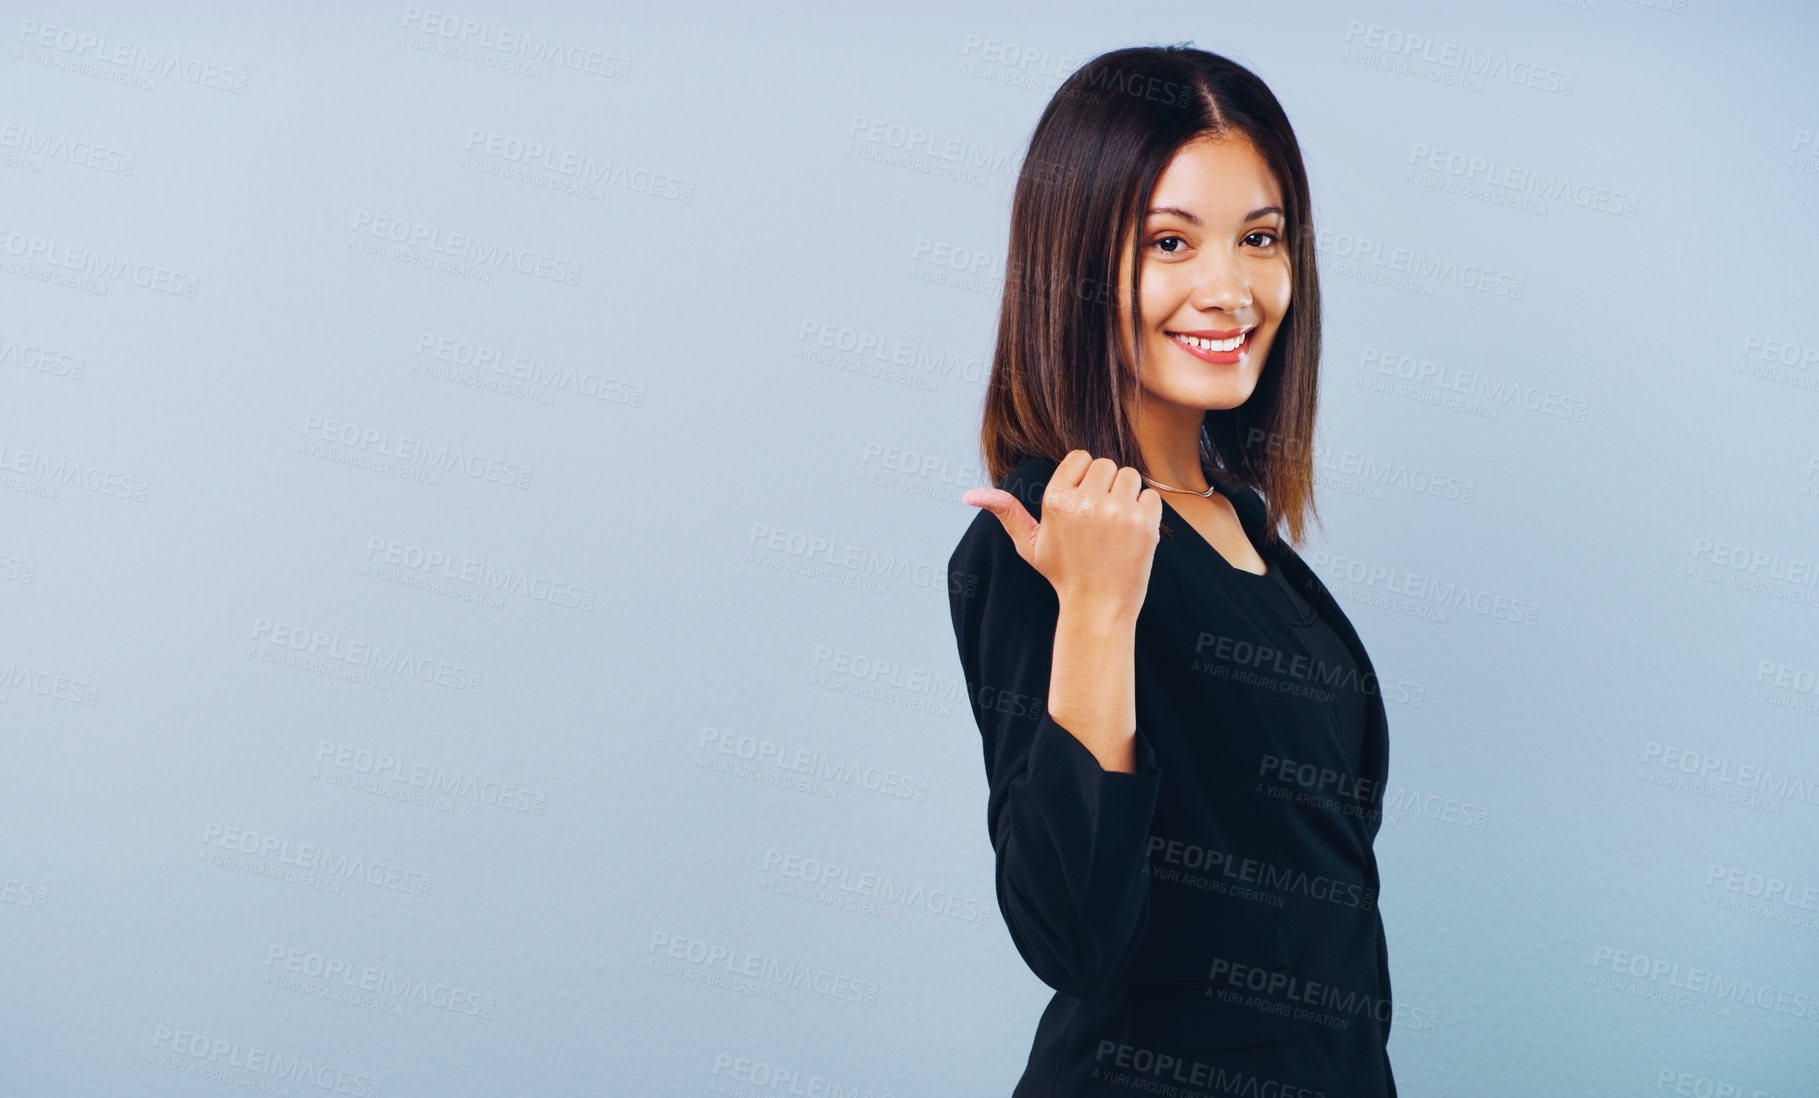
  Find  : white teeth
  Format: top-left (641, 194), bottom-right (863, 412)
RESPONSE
top-left (1172, 331), bottom-right (1247, 353)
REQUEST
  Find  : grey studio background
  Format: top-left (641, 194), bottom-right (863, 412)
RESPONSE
top-left (2, 1), bottom-right (1817, 1095)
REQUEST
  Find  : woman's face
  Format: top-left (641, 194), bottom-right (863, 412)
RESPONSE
top-left (1117, 134), bottom-right (1292, 414)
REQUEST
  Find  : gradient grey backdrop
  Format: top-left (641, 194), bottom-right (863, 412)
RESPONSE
top-left (4, 1), bottom-right (1818, 1095)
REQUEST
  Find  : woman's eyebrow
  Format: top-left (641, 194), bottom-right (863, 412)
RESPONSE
top-left (1145, 204), bottom-right (1283, 224)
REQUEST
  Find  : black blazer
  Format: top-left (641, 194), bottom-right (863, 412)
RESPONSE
top-left (948, 454), bottom-right (1396, 1097)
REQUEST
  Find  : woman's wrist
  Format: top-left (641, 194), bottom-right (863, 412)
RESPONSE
top-left (1049, 599), bottom-right (1140, 772)
top-left (1055, 592), bottom-right (1142, 633)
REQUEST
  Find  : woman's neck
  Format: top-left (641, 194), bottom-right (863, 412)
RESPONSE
top-left (1133, 409), bottom-right (1209, 490)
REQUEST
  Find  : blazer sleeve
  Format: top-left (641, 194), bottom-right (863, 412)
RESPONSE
top-left (947, 504), bottom-right (1164, 1001)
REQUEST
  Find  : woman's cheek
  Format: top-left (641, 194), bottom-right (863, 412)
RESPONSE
top-left (1259, 259), bottom-right (1293, 312)
top-left (1140, 265), bottom-right (1180, 325)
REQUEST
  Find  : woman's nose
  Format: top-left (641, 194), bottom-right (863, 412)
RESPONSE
top-left (1189, 256), bottom-right (1251, 313)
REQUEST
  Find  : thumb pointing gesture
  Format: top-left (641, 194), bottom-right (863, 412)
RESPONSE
top-left (962, 451), bottom-right (1162, 620)
top-left (962, 486), bottom-right (1040, 569)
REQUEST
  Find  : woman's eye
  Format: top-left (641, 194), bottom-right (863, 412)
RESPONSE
top-left (1151, 231), bottom-right (1279, 254)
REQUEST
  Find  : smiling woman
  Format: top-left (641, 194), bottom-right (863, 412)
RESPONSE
top-left (983, 44), bottom-right (1326, 549)
top-left (949, 44), bottom-right (1398, 1097)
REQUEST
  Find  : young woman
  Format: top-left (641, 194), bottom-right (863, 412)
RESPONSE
top-left (948, 46), bottom-right (1398, 1096)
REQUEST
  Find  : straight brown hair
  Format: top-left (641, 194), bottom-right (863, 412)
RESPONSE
top-left (977, 44), bottom-right (1324, 549)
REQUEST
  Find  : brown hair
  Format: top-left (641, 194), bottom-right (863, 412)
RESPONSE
top-left (976, 44), bottom-right (1324, 548)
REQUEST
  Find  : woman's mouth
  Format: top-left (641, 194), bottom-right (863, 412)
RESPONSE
top-left (1167, 328), bottom-right (1253, 365)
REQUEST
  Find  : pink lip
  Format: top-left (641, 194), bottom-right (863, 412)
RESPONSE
top-left (1169, 326), bottom-right (1252, 338)
top-left (1167, 329), bottom-right (1251, 365)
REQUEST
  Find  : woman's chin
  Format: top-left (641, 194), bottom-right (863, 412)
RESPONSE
top-left (1142, 379), bottom-right (1257, 412)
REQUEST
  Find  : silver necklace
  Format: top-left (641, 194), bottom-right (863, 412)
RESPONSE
top-left (1140, 474), bottom-right (1219, 498)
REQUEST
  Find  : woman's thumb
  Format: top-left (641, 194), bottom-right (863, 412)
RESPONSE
top-left (962, 487), bottom-right (1039, 564)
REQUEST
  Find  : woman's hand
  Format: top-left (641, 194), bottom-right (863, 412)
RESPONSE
top-left (963, 450), bottom-right (1163, 623)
